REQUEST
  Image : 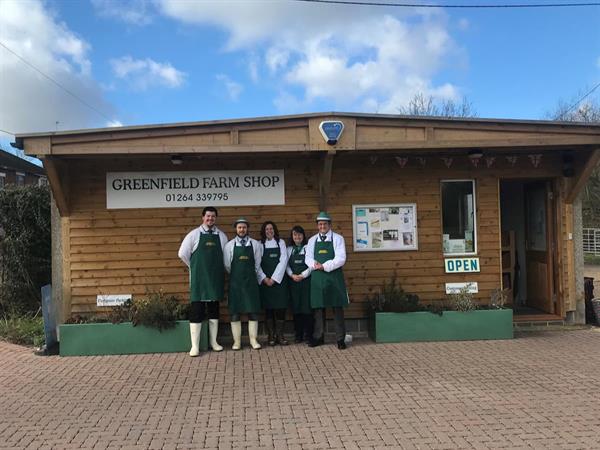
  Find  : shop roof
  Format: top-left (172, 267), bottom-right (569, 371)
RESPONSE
top-left (13, 112), bottom-right (600, 157)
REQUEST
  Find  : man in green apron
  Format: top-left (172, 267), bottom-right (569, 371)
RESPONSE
top-left (178, 206), bottom-right (228, 357)
top-left (305, 212), bottom-right (349, 350)
top-left (223, 218), bottom-right (265, 350)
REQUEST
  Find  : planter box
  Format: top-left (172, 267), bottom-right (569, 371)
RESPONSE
top-left (59, 320), bottom-right (208, 356)
top-left (369, 309), bottom-right (513, 343)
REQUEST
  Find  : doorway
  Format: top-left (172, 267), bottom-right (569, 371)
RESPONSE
top-left (500, 180), bottom-right (557, 316)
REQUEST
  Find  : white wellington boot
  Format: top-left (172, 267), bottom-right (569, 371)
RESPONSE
top-left (248, 321), bottom-right (261, 350)
top-left (189, 322), bottom-right (202, 357)
top-left (231, 321), bottom-right (242, 350)
top-left (209, 319), bottom-right (223, 352)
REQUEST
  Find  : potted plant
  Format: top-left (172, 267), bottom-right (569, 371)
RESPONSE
top-left (368, 280), bottom-right (513, 343)
top-left (59, 291), bottom-right (208, 356)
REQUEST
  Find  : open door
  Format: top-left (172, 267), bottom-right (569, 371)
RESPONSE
top-left (524, 181), bottom-right (555, 313)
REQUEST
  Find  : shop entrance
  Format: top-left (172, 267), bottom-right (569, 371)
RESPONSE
top-left (500, 180), bottom-right (558, 316)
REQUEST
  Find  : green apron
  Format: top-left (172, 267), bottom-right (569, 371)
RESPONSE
top-left (310, 239), bottom-right (349, 309)
top-left (288, 246), bottom-right (311, 314)
top-left (189, 231), bottom-right (224, 302)
top-left (260, 243), bottom-right (289, 309)
top-left (228, 242), bottom-right (261, 315)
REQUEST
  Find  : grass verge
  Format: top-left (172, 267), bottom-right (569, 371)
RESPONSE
top-left (0, 314), bottom-right (45, 347)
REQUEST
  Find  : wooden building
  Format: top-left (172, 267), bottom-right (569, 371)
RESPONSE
top-left (14, 113), bottom-right (600, 329)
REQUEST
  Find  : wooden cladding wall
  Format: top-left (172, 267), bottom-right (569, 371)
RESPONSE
top-left (64, 152), bottom-right (566, 319)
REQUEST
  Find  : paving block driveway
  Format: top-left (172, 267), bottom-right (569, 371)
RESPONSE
top-left (1, 329), bottom-right (600, 450)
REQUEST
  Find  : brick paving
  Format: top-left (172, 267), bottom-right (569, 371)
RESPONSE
top-left (1, 329), bottom-right (600, 449)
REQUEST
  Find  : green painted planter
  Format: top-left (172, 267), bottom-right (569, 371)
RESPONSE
top-left (369, 309), bottom-right (513, 343)
top-left (59, 320), bottom-right (208, 356)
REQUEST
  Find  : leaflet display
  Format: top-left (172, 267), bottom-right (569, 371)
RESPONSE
top-left (352, 204), bottom-right (418, 252)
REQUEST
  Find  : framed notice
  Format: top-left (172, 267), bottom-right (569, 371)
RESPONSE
top-left (352, 204), bottom-right (418, 252)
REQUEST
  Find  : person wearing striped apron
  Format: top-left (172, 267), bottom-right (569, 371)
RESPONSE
top-left (223, 217), bottom-right (265, 350)
top-left (305, 212), bottom-right (349, 350)
top-left (178, 207), bottom-right (228, 357)
top-left (286, 225), bottom-right (313, 343)
top-left (259, 221), bottom-right (290, 346)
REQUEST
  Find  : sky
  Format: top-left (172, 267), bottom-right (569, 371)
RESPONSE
top-left (0, 0), bottom-right (599, 157)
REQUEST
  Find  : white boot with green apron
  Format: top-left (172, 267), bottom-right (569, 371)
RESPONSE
top-left (229, 243), bottom-right (262, 350)
top-left (189, 231), bottom-right (224, 356)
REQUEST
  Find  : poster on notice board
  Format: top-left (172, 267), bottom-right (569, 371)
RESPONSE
top-left (352, 204), bottom-right (418, 252)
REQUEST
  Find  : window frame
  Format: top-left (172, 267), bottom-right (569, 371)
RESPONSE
top-left (15, 171), bottom-right (25, 186)
top-left (440, 179), bottom-right (478, 256)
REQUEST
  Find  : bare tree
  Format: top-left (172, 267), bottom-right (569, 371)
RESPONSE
top-left (397, 93), bottom-right (478, 118)
top-left (548, 90), bottom-right (600, 225)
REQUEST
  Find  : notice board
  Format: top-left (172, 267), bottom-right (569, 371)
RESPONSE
top-left (352, 204), bottom-right (418, 252)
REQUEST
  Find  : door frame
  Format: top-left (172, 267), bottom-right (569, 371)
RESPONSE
top-left (500, 178), bottom-right (560, 315)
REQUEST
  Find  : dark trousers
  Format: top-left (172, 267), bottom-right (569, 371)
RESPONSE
top-left (293, 313), bottom-right (314, 341)
top-left (190, 301), bottom-right (219, 323)
top-left (265, 308), bottom-right (286, 338)
top-left (313, 307), bottom-right (346, 342)
top-left (230, 313), bottom-right (259, 321)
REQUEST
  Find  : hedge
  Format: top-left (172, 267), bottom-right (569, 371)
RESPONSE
top-left (0, 185), bottom-right (51, 315)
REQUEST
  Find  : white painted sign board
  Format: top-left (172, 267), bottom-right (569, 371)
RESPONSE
top-left (97, 294), bottom-right (132, 307)
top-left (106, 170), bottom-right (285, 209)
top-left (445, 258), bottom-right (480, 273)
top-left (445, 283), bottom-right (479, 294)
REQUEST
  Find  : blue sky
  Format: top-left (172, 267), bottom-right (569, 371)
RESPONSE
top-left (0, 0), bottom-right (599, 153)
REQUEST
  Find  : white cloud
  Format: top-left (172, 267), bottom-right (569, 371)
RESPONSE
top-left (91, 0), bottom-right (153, 26)
top-left (110, 56), bottom-right (186, 90)
top-left (106, 120), bottom-right (123, 127)
top-left (0, 0), bottom-right (118, 134)
top-left (216, 74), bottom-right (243, 101)
top-left (155, 0), bottom-right (463, 113)
top-left (266, 47), bottom-right (290, 73)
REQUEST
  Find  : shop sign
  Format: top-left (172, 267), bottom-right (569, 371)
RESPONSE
top-left (97, 294), bottom-right (131, 307)
top-left (445, 257), bottom-right (480, 273)
top-left (106, 170), bottom-right (285, 209)
top-left (445, 283), bottom-right (478, 294)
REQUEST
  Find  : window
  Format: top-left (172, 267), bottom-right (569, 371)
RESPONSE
top-left (441, 180), bottom-right (477, 255)
top-left (0, 173), bottom-right (5, 189)
top-left (16, 172), bottom-right (25, 186)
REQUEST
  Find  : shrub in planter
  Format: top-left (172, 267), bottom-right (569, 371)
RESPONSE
top-left (368, 279), bottom-right (513, 343)
top-left (367, 277), bottom-right (424, 313)
top-left (59, 291), bottom-right (204, 356)
top-left (109, 291), bottom-right (187, 331)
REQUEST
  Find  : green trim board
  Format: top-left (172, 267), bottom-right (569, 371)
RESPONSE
top-left (59, 320), bottom-right (208, 356)
top-left (369, 309), bottom-right (513, 343)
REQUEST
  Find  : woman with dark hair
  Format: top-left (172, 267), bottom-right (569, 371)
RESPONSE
top-left (286, 225), bottom-right (313, 343)
top-left (260, 221), bottom-right (290, 345)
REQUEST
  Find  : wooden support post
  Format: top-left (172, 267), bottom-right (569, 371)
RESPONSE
top-left (61, 217), bottom-right (72, 322)
top-left (566, 148), bottom-right (600, 203)
top-left (319, 150), bottom-right (335, 212)
top-left (230, 129), bottom-right (239, 145)
top-left (42, 156), bottom-right (70, 216)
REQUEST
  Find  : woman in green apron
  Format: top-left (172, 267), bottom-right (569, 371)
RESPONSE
top-left (305, 212), bottom-right (349, 350)
top-left (223, 218), bottom-right (264, 350)
top-left (286, 225), bottom-right (313, 343)
top-left (178, 206), bottom-right (228, 357)
top-left (259, 221), bottom-right (290, 346)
